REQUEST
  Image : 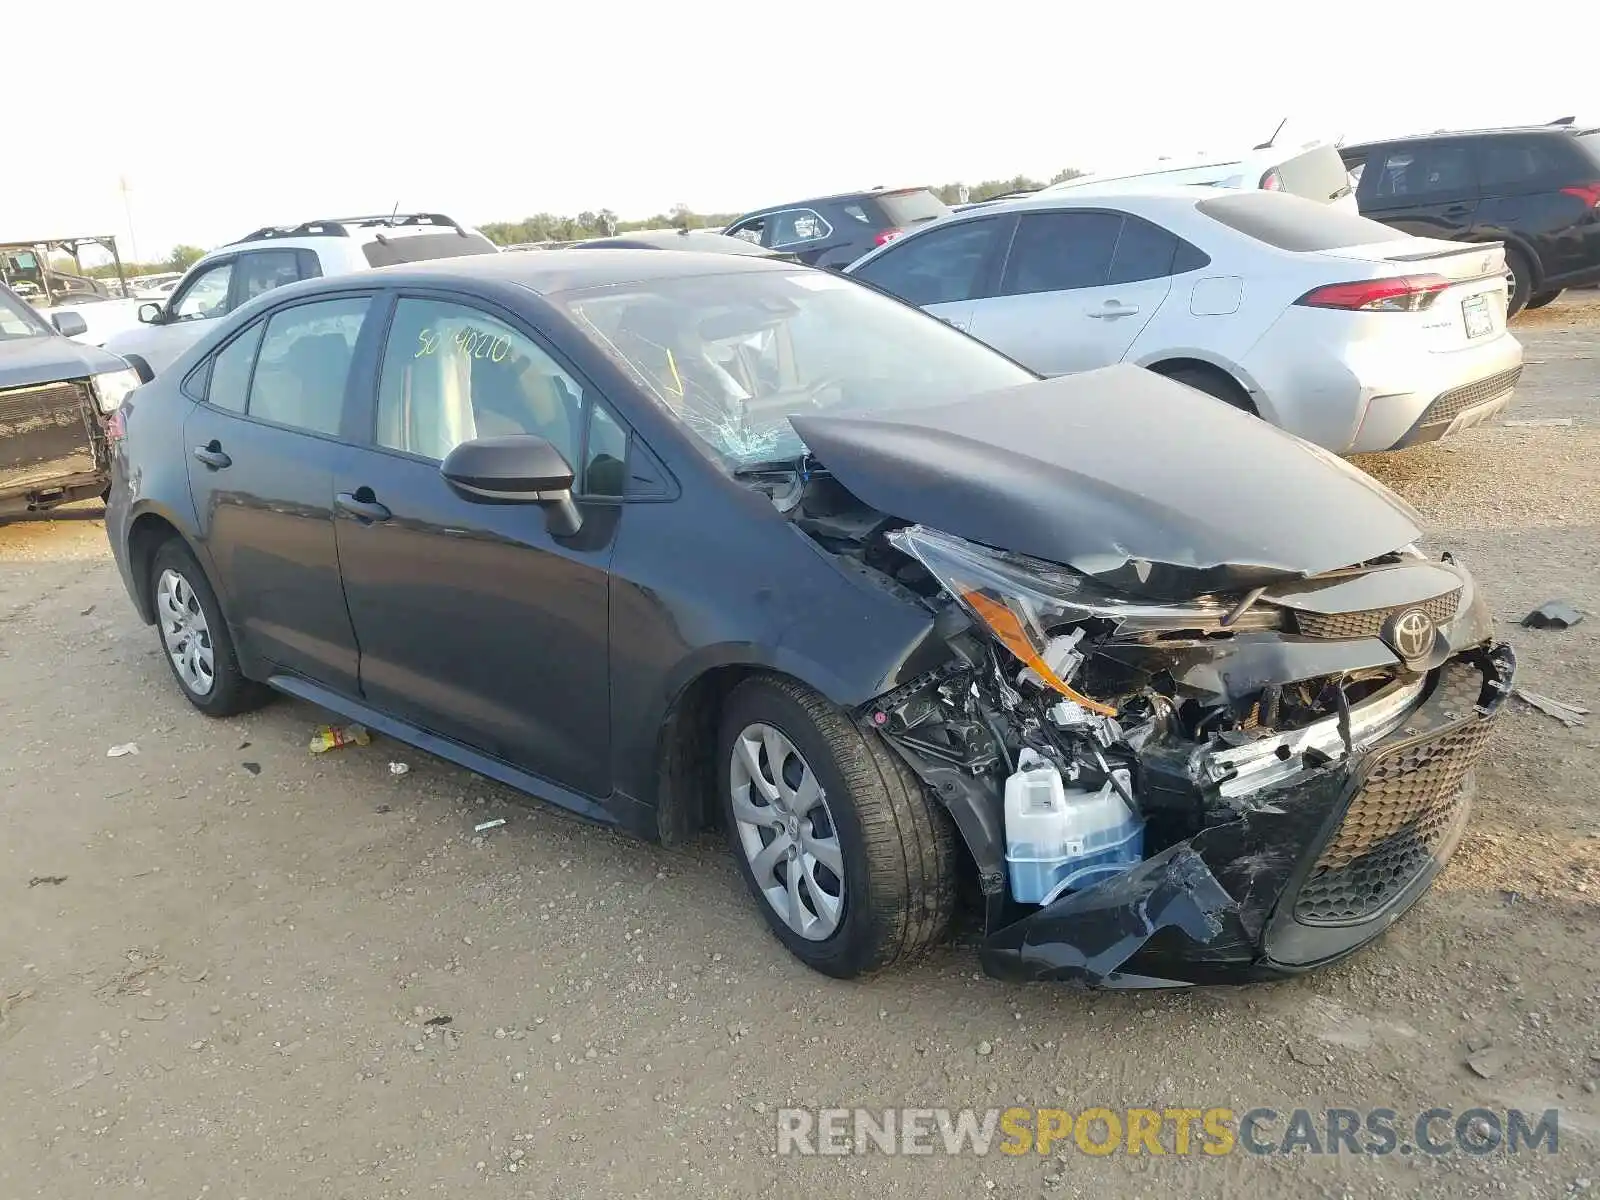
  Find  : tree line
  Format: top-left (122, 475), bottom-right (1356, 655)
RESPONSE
top-left (476, 170), bottom-right (1084, 245)
top-left (56, 168), bottom-right (1088, 276)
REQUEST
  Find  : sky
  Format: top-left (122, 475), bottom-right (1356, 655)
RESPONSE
top-left (7, 0), bottom-right (1594, 264)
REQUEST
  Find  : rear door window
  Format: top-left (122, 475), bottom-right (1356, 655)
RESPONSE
top-left (850, 217), bottom-right (1005, 305)
top-left (768, 209), bottom-right (833, 248)
top-left (235, 250), bottom-right (304, 305)
top-left (999, 211), bottom-right (1121, 294)
top-left (247, 297), bottom-right (372, 436)
top-left (1476, 136), bottom-right (1573, 192)
top-left (1106, 216), bottom-right (1187, 283)
top-left (1197, 192), bottom-right (1411, 250)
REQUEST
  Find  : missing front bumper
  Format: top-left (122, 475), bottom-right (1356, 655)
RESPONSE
top-left (977, 642), bottom-right (1514, 987)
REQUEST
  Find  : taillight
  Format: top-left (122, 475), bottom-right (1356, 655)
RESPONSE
top-left (1259, 169), bottom-right (1284, 191)
top-left (1559, 182), bottom-right (1600, 208)
top-left (873, 228), bottom-right (904, 246)
top-left (1295, 274), bottom-right (1451, 313)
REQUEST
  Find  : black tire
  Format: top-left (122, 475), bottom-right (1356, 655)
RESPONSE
top-left (1503, 247), bottom-right (1534, 318)
top-left (148, 538), bottom-right (268, 717)
top-left (1154, 363), bottom-right (1256, 414)
top-left (717, 675), bottom-right (958, 978)
top-left (1525, 289), bottom-right (1562, 311)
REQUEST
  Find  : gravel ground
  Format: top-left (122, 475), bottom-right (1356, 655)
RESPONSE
top-left (3, 296), bottom-right (1598, 1199)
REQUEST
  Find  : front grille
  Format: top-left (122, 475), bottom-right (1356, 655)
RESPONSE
top-left (1294, 704), bottom-right (1496, 926)
top-left (1415, 366), bottom-right (1523, 429)
top-left (1291, 589), bottom-right (1461, 640)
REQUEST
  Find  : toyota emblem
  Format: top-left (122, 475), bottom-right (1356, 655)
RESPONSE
top-left (1382, 607), bottom-right (1437, 669)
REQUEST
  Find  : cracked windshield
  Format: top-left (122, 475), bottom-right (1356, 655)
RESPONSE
top-left (558, 270), bottom-right (1031, 467)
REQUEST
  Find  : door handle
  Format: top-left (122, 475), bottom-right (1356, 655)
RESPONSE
top-left (336, 490), bottom-right (392, 523)
top-left (192, 441), bottom-right (231, 470)
top-left (1442, 203), bottom-right (1472, 216)
top-left (1088, 303), bottom-right (1140, 319)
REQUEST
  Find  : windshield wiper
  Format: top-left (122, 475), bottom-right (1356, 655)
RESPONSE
top-left (730, 453), bottom-right (822, 478)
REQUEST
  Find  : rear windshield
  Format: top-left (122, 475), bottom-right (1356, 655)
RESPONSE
top-left (1196, 192), bottom-right (1410, 252)
top-left (874, 189), bottom-right (950, 226)
top-left (1271, 144), bottom-right (1356, 203)
top-left (362, 231), bottom-right (499, 268)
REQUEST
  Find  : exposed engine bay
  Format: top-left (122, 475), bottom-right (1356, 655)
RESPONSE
top-left (754, 462), bottom-right (1514, 986)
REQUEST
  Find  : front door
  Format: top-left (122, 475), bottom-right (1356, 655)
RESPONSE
top-left (332, 293), bottom-right (619, 797)
top-left (183, 294), bottom-right (375, 694)
top-left (968, 209), bottom-right (1168, 376)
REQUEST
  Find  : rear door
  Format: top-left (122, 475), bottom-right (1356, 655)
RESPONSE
top-left (845, 215), bottom-right (1011, 330)
top-left (1356, 140), bottom-right (1481, 239)
top-left (1474, 133), bottom-right (1599, 282)
top-left (968, 209), bottom-right (1169, 374)
top-left (183, 292), bottom-right (375, 694)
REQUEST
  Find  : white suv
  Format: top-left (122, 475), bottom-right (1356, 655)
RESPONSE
top-left (106, 213), bottom-right (498, 379)
top-left (1040, 142), bottom-right (1359, 213)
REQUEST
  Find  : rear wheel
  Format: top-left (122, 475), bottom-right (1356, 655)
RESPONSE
top-left (1153, 363), bottom-right (1256, 414)
top-left (1503, 247), bottom-right (1534, 317)
top-left (1525, 289), bottom-right (1562, 311)
top-left (718, 676), bottom-right (958, 978)
top-left (149, 539), bottom-right (268, 717)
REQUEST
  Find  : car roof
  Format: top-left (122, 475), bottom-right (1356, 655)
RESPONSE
top-left (951, 185), bottom-right (1219, 217)
top-left (736, 187), bottom-right (934, 217)
top-left (314, 247), bottom-right (800, 296)
top-left (1344, 124), bottom-right (1596, 149)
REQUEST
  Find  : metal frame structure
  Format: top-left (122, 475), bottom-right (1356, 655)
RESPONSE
top-left (0, 235), bottom-right (128, 305)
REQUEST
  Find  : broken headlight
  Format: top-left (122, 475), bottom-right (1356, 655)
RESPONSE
top-left (888, 525), bottom-right (1281, 714)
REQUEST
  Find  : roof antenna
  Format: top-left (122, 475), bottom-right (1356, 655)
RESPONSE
top-left (1254, 117), bottom-right (1288, 151)
top-left (389, 201), bottom-right (400, 226)
top-left (1547, 115), bottom-right (1575, 126)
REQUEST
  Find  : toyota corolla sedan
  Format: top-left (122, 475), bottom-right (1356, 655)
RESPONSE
top-left (845, 189), bottom-right (1524, 454)
top-left (105, 251), bottom-right (1513, 986)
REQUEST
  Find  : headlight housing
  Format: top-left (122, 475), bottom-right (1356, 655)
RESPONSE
top-left (90, 367), bottom-right (142, 415)
top-left (887, 525), bottom-right (1281, 714)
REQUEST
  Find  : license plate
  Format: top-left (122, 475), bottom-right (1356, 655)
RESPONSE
top-left (1463, 294), bottom-right (1493, 339)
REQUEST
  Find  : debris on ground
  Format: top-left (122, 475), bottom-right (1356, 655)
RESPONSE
top-left (1466, 1044), bottom-right (1512, 1079)
top-left (79, 604), bottom-right (96, 616)
top-left (1522, 601), bottom-right (1584, 629)
top-left (388, 762), bottom-right (410, 776)
top-left (308, 724), bottom-right (370, 754)
top-left (27, 875), bottom-right (67, 888)
top-left (1503, 418), bottom-right (1573, 428)
top-left (1513, 687), bottom-right (1589, 728)
top-left (473, 818), bottom-right (506, 833)
top-left (424, 1015), bottom-right (452, 1026)
top-left (241, 762), bottom-right (261, 776)
top-left (106, 742), bottom-right (139, 758)
top-left (0, 987), bottom-right (35, 1038)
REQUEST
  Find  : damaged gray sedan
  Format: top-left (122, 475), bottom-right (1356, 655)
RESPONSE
top-left (106, 252), bottom-right (1512, 988)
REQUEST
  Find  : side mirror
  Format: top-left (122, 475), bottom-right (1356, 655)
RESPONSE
top-left (137, 302), bottom-right (163, 324)
top-left (51, 311), bottom-right (88, 338)
top-left (440, 435), bottom-right (582, 534)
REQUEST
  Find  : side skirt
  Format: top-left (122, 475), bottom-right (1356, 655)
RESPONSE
top-left (264, 672), bottom-right (652, 833)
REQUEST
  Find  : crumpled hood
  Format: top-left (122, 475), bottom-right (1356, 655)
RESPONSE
top-left (0, 334), bottom-right (126, 389)
top-left (789, 364), bottom-right (1423, 599)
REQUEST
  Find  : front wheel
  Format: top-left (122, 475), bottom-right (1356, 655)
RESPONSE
top-left (718, 676), bottom-right (958, 978)
top-left (149, 539), bottom-right (268, 717)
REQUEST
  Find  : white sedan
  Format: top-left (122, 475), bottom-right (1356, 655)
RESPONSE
top-left (844, 189), bottom-right (1522, 453)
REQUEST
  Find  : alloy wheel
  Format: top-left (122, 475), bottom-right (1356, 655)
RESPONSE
top-left (729, 722), bottom-right (845, 940)
top-left (155, 568), bottom-right (215, 696)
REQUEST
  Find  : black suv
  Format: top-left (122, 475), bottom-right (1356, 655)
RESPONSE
top-left (722, 187), bottom-right (951, 269)
top-left (1341, 123), bottom-right (1600, 316)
